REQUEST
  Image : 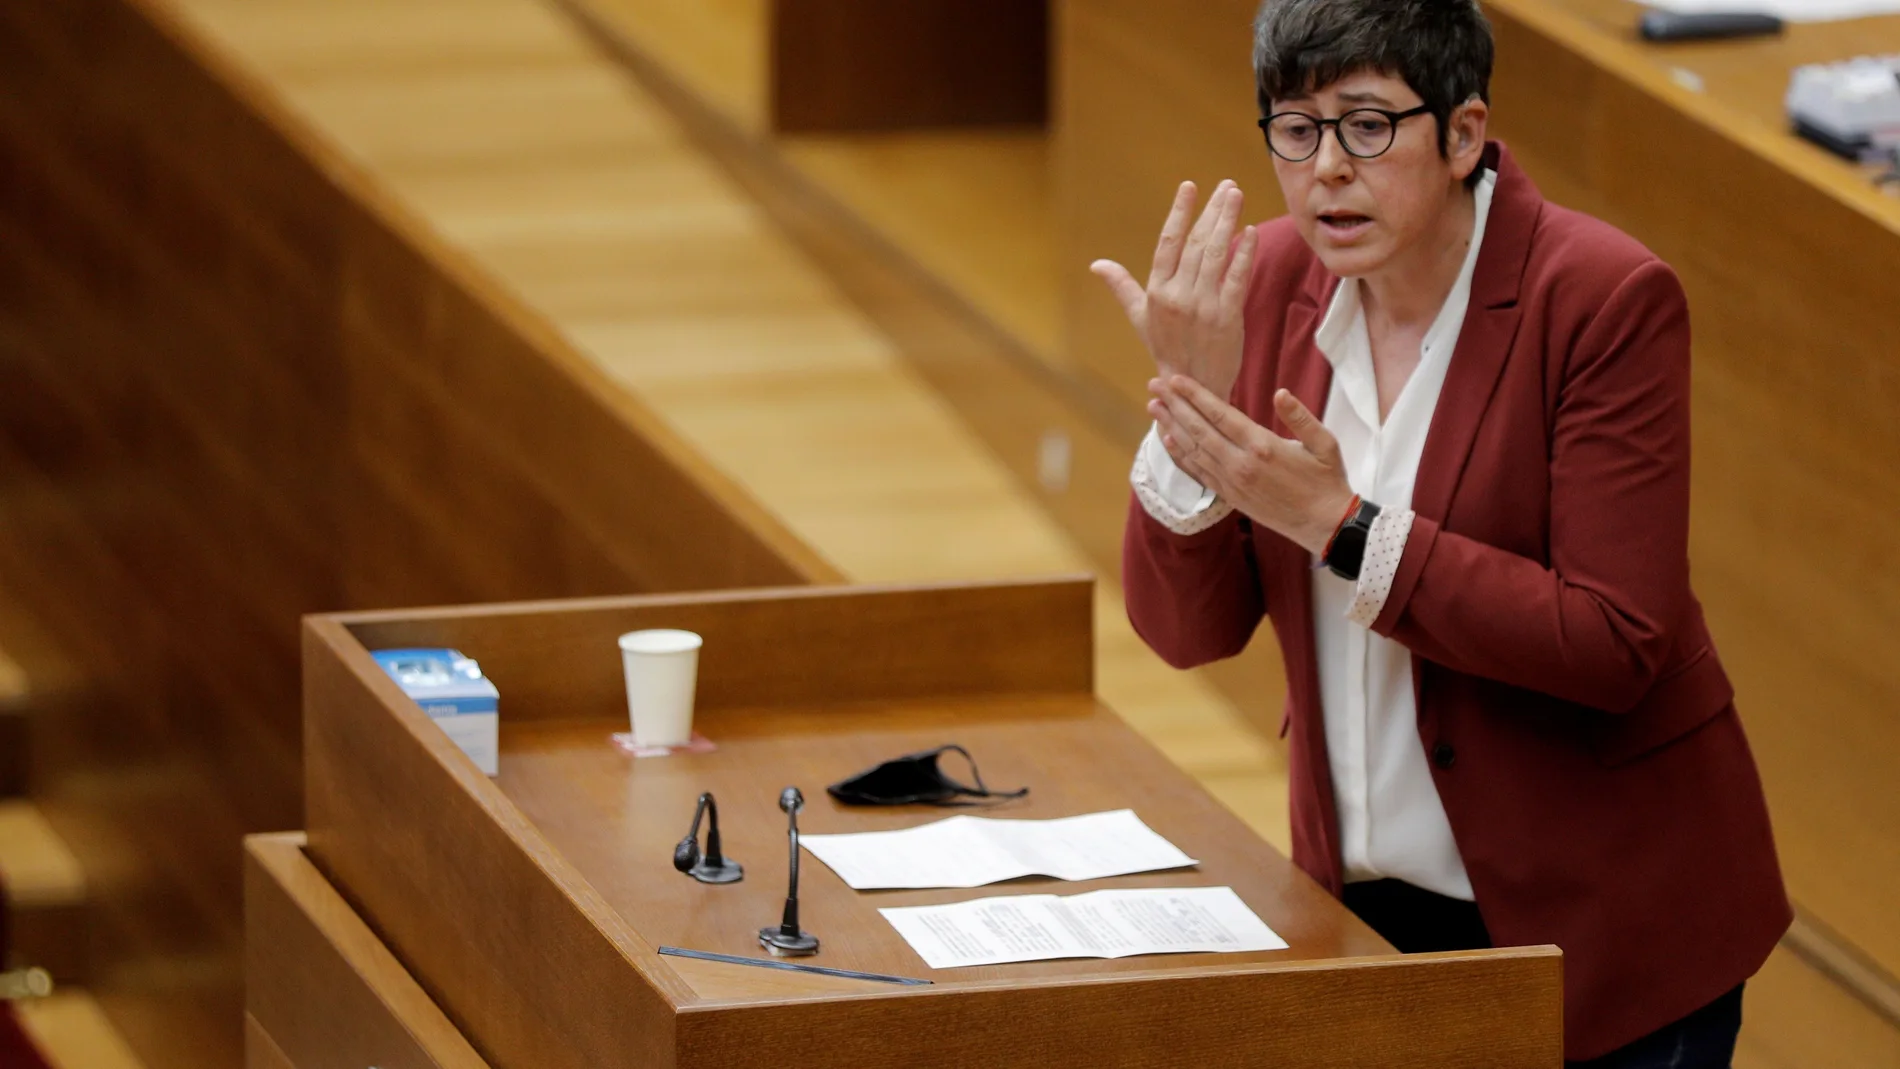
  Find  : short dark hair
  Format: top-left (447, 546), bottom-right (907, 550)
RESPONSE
top-left (1253, 0), bottom-right (1493, 162)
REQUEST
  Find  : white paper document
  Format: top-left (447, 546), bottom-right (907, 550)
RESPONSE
top-left (1635, 0), bottom-right (1900, 22)
top-left (799, 809), bottom-right (1195, 890)
top-left (880, 886), bottom-right (1288, 969)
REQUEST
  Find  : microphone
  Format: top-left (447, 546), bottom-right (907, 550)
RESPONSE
top-left (758, 786), bottom-right (819, 956)
top-left (673, 792), bottom-right (742, 884)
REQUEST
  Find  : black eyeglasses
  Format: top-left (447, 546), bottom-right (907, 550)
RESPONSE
top-left (1258, 105), bottom-right (1433, 162)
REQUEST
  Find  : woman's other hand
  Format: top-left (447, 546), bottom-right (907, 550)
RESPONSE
top-left (1149, 376), bottom-right (1355, 555)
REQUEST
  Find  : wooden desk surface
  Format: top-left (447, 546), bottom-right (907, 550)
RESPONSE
top-left (1551, 0), bottom-right (1900, 124)
top-left (498, 699), bottom-right (1387, 1002)
top-left (1491, 0), bottom-right (1900, 227)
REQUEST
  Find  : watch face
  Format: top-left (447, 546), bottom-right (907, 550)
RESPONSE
top-left (1334, 524), bottom-right (1369, 557)
top-left (1328, 521), bottom-right (1371, 579)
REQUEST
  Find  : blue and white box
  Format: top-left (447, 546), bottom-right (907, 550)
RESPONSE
top-left (370, 648), bottom-right (500, 776)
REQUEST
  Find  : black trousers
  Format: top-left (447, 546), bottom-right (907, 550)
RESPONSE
top-left (1342, 879), bottom-right (1745, 1069)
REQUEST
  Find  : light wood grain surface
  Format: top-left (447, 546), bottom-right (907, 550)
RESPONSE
top-left (498, 703), bottom-right (1375, 988)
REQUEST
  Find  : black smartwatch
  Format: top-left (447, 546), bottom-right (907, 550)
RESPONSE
top-left (1322, 499), bottom-right (1383, 581)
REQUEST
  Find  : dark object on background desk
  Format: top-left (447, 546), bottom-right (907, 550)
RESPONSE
top-left (1791, 116), bottom-right (1893, 161)
top-left (658, 946), bottom-right (932, 986)
top-left (1639, 9), bottom-right (1784, 41)
top-left (827, 743), bottom-right (1029, 806)
top-left (759, 787), bottom-right (820, 957)
top-left (673, 791), bottom-right (743, 885)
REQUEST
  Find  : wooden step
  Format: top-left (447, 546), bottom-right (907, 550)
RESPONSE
top-left (14, 992), bottom-right (149, 1069)
top-left (1737, 940), bottom-right (1900, 1069)
top-left (0, 802), bottom-right (88, 982)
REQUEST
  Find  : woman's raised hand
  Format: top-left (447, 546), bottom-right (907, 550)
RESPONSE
top-left (1090, 180), bottom-right (1257, 403)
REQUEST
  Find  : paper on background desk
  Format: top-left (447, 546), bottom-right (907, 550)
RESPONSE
top-left (881, 887), bottom-right (1287, 969)
top-left (1636, 0), bottom-right (1900, 22)
top-left (799, 809), bottom-right (1195, 890)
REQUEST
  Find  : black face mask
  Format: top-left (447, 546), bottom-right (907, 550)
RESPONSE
top-left (826, 744), bottom-right (1028, 807)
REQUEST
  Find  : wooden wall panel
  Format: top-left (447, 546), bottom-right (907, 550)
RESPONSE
top-left (0, 0), bottom-right (837, 1063)
top-left (772, 0), bottom-right (1048, 132)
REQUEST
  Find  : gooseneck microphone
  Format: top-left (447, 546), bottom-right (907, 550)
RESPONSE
top-left (758, 786), bottom-right (820, 956)
top-left (673, 792), bottom-right (742, 885)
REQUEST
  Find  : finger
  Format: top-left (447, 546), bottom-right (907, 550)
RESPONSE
top-left (1148, 397), bottom-right (1222, 489)
top-left (1175, 181), bottom-right (1232, 289)
top-left (1199, 185), bottom-right (1244, 282)
top-left (1219, 225), bottom-right (1259, 315)
top-left (1090, 259), bottom-right (1147, 326)
top-left (1162, 432), bottom-right (1225, 495)
top-left (1169, 374), bottom-right (1254, 447)
top-left (1149, 181), bottom-right (1198, 284)
top-left (1160, 381), bottom-right (1249, 470)
top-left (1274, 388), bottom-right (1341, 467)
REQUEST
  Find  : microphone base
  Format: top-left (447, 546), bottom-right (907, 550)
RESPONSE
top-left (688, 858), bottom-right (744, 884)
top-left (758, 927), bottom-right (820, 957)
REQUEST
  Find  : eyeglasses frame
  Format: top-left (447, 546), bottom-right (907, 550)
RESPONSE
top-left (1257, 104), bottom-right (1435, 162)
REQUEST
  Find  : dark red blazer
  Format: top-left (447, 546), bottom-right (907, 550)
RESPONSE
top-left (1123, 143), bottom-right (1789, 1060)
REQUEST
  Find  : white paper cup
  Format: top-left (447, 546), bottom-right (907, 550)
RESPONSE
top-left (617, 629), bottom-right (702, 747)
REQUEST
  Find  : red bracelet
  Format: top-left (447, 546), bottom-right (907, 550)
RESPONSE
top-left (1319, 493), bottom-right (1362, 561)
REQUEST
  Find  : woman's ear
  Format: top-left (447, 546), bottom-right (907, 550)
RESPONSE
top-left (1449, 96), bottom-right (1490, 179)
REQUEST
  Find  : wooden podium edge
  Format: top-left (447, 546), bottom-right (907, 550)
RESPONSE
top-left (244, 832), bottom-right (491, 1069)
top-left (674, 945), bottom-right (1565, 1068)
top-left (327, 577), bottom-right (1098, 717)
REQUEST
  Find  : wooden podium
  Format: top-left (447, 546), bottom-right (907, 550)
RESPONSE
top-left (247, 578), bottom-right (1561, 1068)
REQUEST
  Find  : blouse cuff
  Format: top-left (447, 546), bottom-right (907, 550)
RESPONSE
top-left (1132, 426), bottom-right (1233, 535)
top-left (1346, 506), bottom-right (1415, 627)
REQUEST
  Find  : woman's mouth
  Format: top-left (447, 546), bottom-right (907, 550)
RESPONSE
top-left (1317, 211), bottom-right (1373, 241)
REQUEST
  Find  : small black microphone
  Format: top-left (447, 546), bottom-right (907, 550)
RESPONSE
top-left (758, 786), bottom-right (819, 956)
top-left (674, 792), bottom-right (742, 885)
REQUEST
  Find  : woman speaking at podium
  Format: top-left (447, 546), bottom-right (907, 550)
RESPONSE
top-left (1100, 0), bottom-right (1790, 1064)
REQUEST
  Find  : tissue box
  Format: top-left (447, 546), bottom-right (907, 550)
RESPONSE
top-left (370, 648), bottom-right (500, 775)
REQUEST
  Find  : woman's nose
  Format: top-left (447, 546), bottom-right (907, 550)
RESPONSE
top-left (1312, 127), bottom-right (1355, 182)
